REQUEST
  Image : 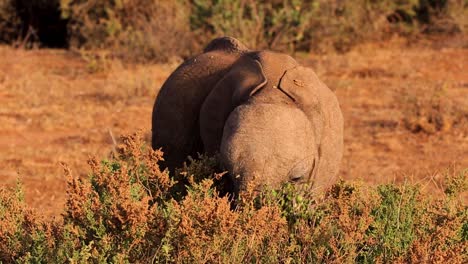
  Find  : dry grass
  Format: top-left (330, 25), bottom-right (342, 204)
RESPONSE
top-left (0, 45), bottom-right (175, 215)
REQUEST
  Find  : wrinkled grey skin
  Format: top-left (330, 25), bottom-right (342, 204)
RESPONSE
top-left (152, 37), bottom-right (343, 194)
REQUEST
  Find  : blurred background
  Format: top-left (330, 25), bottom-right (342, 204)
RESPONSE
top-left (1, 0), bottom-right (467, 61)
top-left (0, 0), bottom-right (467, 216)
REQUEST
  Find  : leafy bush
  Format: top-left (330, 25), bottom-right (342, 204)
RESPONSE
top-left (189, 0), bottom-right (316, 52)
top-left (446, 0), bottom-right (468, 33)
top-left (399, 82), bottom-right (466, 134)
top-left (0, 0), bottom-right (67, 48)
top-left (0, 0), bottom-right (20, 43)
top-left (0, 133), bottom-right (466, 263)
top-left (0, 183), bottom-right (60, 263)
top-left (181, 0), bottom-right (466, 53)
top-left (306, 0), bottom-right (421, 52)
top-left (60, 0), bottom-right (194, 62)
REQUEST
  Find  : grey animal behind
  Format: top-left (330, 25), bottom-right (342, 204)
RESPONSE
top-left (152, 36), bottom-right (343, 194)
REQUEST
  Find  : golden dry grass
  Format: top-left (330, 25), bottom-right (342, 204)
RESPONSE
top-left (0, 36), bottom-right (467, 217)
top-left (0, 47), bottom-right (176, 215)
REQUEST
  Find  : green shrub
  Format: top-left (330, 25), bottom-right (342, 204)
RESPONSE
top-left (0, 0), bottom-right (20, 43)
top-left (0, 182), bottom-right (61, 263)
top-left (0, 0), bottom-right (67, 48)
top-left (61, 0), bottom-right (194, 62)
top-left (189, 0), bottom-right (316, 52)
top-left (188, 0), bottom-right (466, 53)
top-left (445, 0), bottom-right (468, 33)
top-left (306, 0), bottom-right (420, 52)
top-left (366, 184), bottom-right (419, 261)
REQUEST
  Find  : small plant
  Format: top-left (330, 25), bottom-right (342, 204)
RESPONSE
top-left (444, 168), bottom-right (467, 197)
top-left (446, 0), bottom-right (468, 33)
top-left (0, 182), bottom-right (60, 263)
top-left (366, 184), bottom-right (419, 261)
top-left (400, 82), bottom-right (461, 134)
top-left (78, 49), bottom-right (111, 73)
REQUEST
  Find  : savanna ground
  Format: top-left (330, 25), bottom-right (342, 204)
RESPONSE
top-left (1, 1), bottom-right (467, 261)
top-left (0, 35), bottom-right (466, 217)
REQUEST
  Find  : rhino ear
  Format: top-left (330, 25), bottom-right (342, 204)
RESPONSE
top-left (278, 66), bottom-right (325, 145)
top-left (279, 66), bottom-right (344, 188)
top-left (278, 66), bottom-right (322, 108)
top-left (199, 56), bottom-right (266, 154)
top-left (230, 57), bottom-right (267, 105)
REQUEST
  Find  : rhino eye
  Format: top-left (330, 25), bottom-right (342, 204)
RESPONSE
top-left (290, 174), bottom-right (303, 182)
top-left (288, 158), bottom-right (314, 183)
top-left (288, 166), bottom-right (307, 183)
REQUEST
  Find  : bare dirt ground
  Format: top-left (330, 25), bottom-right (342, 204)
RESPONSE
top-left (1, 37), bottom-right (467, 216)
